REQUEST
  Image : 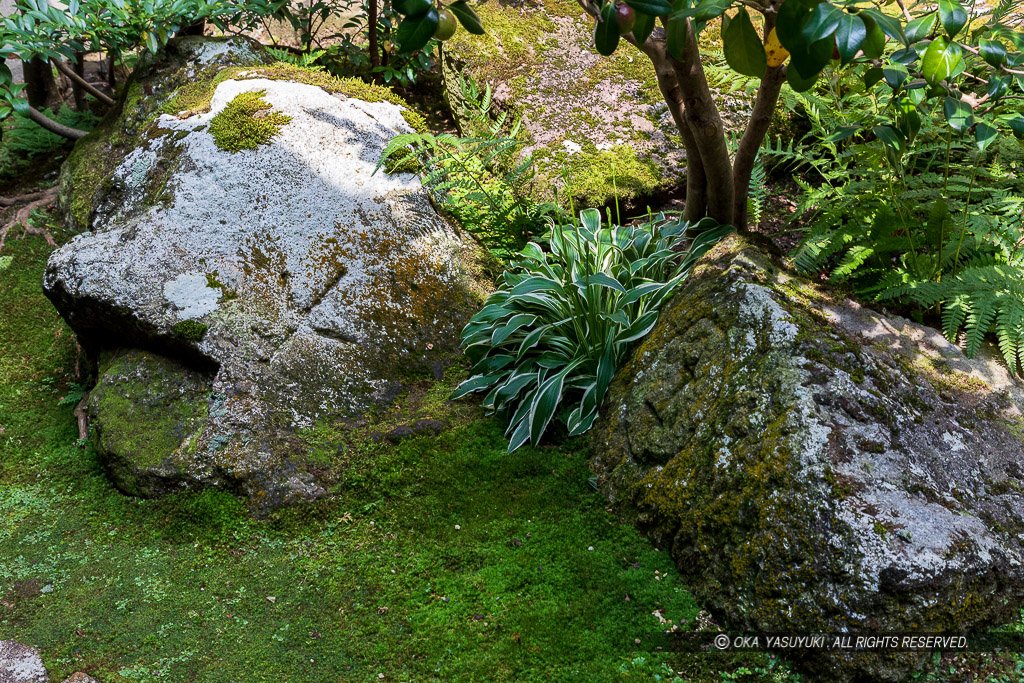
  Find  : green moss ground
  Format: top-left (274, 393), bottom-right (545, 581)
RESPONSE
top-left (0, 228), bottom-right (807, 682)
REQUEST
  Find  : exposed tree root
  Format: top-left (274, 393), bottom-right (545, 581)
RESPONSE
top-left (0, 186), bottom-right (59, 251)
top-left (74, 394), bottom-right (90, 441)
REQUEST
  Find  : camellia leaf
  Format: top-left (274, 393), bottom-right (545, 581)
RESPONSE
top-left (979, 38), bottom-right (1007, 68)
top-left (988, 74), bottom-right (1010, 99)
top-left (921, 36), bottom-right (962, 86)
top-left (873, 125), bottom-right (903, 151)
top-left (665, 22), bottom-right (687, 60)
top-left (447, 1), bottom-right (484, 35)
top-left (904, 14), bottom-right (934, 44)
top-left (937, 0), bottom-right (967, 39)
top-left (787, 63), bottom-right (818, 91)
top-left (803, 2), bottom-right (844, 43)
top-left (775, 0), bottom-right (811, 53)
top-left (860, 8), bottom-right (904, 44)
top-left (395, 7), bottom-right (439, 53)
top-left (594, 1), bottom-right (620, 56)
top-left (0, 63), bottom-right (11, 87)
top-left (1006, 115), bottom-right (1024, 139)
top-left (665, 1), bottom-right (689, 61)
top-left (943, 95), bottom-right (973, 133)
top-left (833, 12), bottom-right (867, 65)
top-left (864, 66), bottom-right (884, 89)
top-left (722, 7), bottom-right (767, 78)
top-left (975, 121), bottom-right (997, 152)
top-left (632, 10), bottom-right (655, 44)
top-left (623, 0), bottom-right (672, 17)
top-left (860, 15), bottom-right (886, 59)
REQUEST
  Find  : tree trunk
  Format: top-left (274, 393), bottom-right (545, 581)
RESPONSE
top-left (369, 0), bottom-right (380, 69)
top-left (180, 19), bottom-right (206, 36)
top-left (22, 57), bottom-right (60, 110)
top-left (571, 0), bottom-right (787, 230)
top-left (71, 51), bottom-right (87, 111)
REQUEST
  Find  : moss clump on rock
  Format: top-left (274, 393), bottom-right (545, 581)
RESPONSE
top-left (173, 319), bottom-right (208, 340)
top-left (208, 89), bottom-right (292, 153)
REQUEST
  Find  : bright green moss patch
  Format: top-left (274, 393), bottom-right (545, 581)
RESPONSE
top-left (0, 228), bottom-right (786, 683)
top-left (173, 319), bottom-right (209, 340)
top-left (208, 89), bottom-right (292, 153)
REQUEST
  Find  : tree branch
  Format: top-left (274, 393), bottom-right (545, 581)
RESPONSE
top-left (52, 58), bottom-right (115, 106)
top-left (26, 105), bottom-right (88, 140)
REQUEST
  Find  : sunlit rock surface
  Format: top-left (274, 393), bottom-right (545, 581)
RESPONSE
top-left (592, 235), bottom-right (1024, 681)
top-left (45, 38), bottom-right (489, 508)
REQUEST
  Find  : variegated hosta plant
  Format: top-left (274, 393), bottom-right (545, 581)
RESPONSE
top-left (452, 208), bottom-right (734, 452)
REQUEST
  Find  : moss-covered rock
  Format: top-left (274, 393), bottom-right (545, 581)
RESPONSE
top-left (46, 37), bottom-right (490, 510)
top-left (591, 235), bottom-right (1024, 681)
top-left (89, 350), bottom-right (212, 497)
top-left (440, 0), bottom-right (683, 208)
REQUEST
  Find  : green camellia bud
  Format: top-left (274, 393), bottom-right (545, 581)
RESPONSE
top-left (434, 8), bottom-right (458, 41)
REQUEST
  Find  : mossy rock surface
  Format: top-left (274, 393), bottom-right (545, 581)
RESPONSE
top-left (591, 235), bottom-right (1024, 681)
top-left (440, 0), bottom-right (686, 208)
top-left (89, 350), bottom-right (212, 497)
top-left (46, 37), bottom-right (490, 510)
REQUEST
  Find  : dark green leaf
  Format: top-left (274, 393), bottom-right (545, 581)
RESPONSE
top-left (826, 125), bottom-right (860, 142)
top-left (943, 95), bottom-right (973, 133)
top-left (937, 0), bottom-right (967, 39)
top-left (594, 2), bottom-right (620, 56)
top-left (787, 59), bottom-right (820, 91)
top-left (623, 0), bottom-right (672, 17)
top-left (395, 7), bottom-right (439, 53)
top-left (873, 125), bottom-right (903, 151)
top-left (665, 4), bottom-right (688, 61)
top-left (975, 121), bottom-right (997, 151)
top-left (447, 1), bottom-right (485, 34)
top-left (904, 14), bottom-right (934, 43)
top-left (860, 15), bottom-right (886, 59)
top-left (834, 13), bottom-right (867, 65)
top-left (988, 74), bottom-right (1010, 99)
top-left (860, 8), bottom-right (904, 44)
top-left (632, 10), bottom-right (655, 44)
top-left (722, 7), bottom-right (767, 78)
top-left (864, 66), bottom-right (884, 89)
top-left (802, 2), bottom-right (843, 43)
top-left (979, 38), bottom-right (1007, 68)
top-left (1005, 115), bottom-right (1024, 139)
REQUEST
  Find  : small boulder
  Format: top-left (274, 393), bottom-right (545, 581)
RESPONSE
top-left (0, 641), bottom-right (48, 683)
top-left (45, 38), bottom-right (490, 508)
top-left (591, 235), bottom-right (1024, 681)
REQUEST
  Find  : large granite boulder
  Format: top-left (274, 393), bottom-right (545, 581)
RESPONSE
top-left (591, 235), bottom-right (1024, 680)
top-left (45, 37), bottom-right (490, 508)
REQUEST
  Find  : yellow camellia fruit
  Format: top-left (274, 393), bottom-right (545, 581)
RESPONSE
top-left (764, 28), bottom-right (789, 68)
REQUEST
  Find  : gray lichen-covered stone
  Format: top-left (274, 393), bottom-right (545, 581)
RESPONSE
top-left (591, 235), bottom-right (1024, 681)
top-left (45, 38), bottom-right (489, 509)
top-left (0, 641), bottom-right (48, 683)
